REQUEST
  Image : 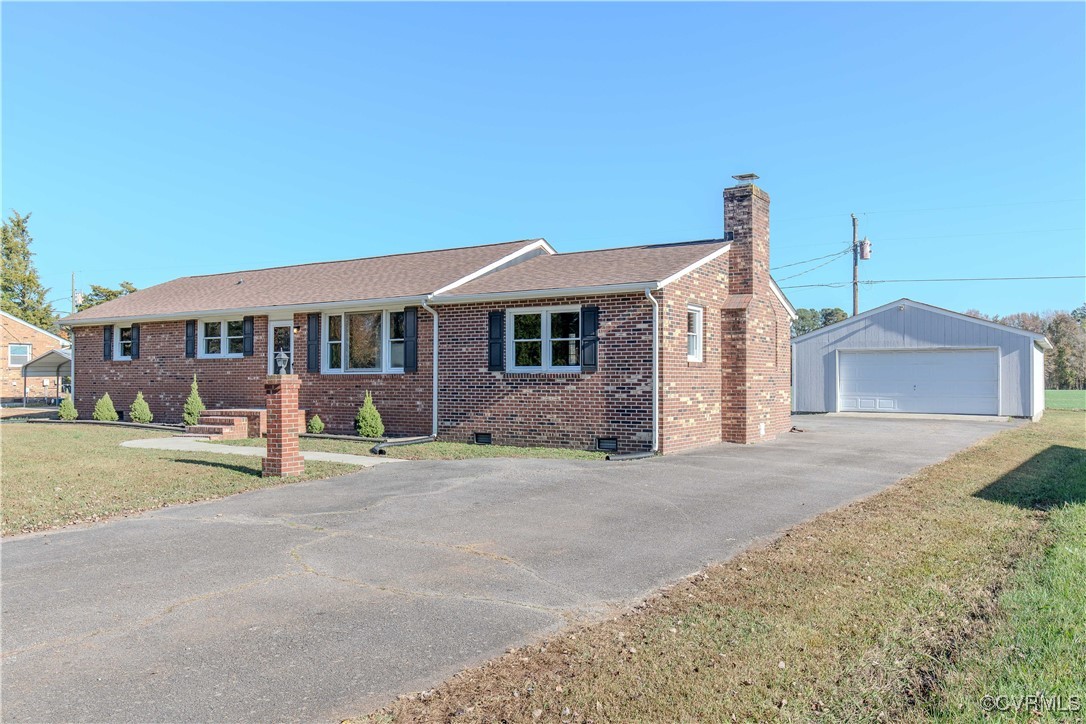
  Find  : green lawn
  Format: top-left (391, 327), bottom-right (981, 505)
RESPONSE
top-left (368, 411), bottom-right (1086, 722)
top-left (1045, 389), bottom-right (1086, 410)
top-left (219, 436), bottom-right (606, 461)
top-left (1, 424), bottom-right (361, 536)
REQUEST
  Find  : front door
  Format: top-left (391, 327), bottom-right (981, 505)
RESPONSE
top-left (269, 322), bottom-right (294, 374)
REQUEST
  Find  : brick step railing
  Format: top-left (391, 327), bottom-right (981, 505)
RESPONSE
top-left (182, 408), bottom-right (304, 440)
top-left (185, 413), bottom-right (249, 440)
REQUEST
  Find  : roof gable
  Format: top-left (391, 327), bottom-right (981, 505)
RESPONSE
top-left (0, 310), bottom-right (69, 344)
top-left (790, 298), bottom-right (1053, 349)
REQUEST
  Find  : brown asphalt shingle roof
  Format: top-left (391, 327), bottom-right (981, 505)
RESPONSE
top-left (61, 239), bottom-right (544, 323)
top-left (444, 239), bottom-right (729, 296)
top-left (61, 237), bottom-right (732, 324)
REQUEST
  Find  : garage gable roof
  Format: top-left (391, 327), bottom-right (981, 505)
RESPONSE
top-left (790, 298), bottom-right (1053, 350)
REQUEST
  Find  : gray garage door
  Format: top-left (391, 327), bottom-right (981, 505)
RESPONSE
top-left (838, 349), bottom-right (999, 415)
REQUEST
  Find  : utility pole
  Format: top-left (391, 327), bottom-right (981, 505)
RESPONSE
top-left (71, 272), bottom-right (76, 315)
top-left (851, 214), bottom-right (859, 316)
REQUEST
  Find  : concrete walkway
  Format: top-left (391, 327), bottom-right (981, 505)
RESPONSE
top-left (3, 415), bottom-right (1018, 722)
top-left (120, 435), bottom-right (399, 467)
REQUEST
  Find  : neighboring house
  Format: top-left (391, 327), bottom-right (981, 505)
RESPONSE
top-left (60, 180), bottom-right (796, 454)
top-left (791, 298), bottom-right (1051, 420)
top-left (1, 311), bottom-right (70, 405)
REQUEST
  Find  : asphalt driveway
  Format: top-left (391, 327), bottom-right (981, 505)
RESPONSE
top-left (1, 415), bottom-right (1018, 722)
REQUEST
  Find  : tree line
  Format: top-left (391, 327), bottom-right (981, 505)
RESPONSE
top-left (1, 211), bottom-right (137, 333)
top-left (965, 306), bottom-right (1086, 390)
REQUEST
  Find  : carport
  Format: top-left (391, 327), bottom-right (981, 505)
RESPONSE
top-left (21, 348), bottom-right (71, 406)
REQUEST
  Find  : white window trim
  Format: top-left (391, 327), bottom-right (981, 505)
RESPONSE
top-left (506, 305), bottom-right (582, 373)
top-left (321, 309), bottom-right (406, 375)
top-left (687, 305), bottom-right (704, 363)
top-left (8, 344), bottom-right (31, 367)
top-left (197, 317), bottom-right (246, 359)
top-left (113, 324), bottom-right (134, 361)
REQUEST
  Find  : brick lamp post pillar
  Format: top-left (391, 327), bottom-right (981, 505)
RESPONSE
top-left (263, 374), bottom-right (304, 477)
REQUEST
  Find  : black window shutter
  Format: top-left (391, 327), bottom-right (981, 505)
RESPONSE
top-left (103, 326), bottom-right (113, 361)
top-left (242, 316), bottom-right (254, 356)
top-left (130, 323), bottom-right (140, 360)
top-left (403, 307), bottom-right (418, 372)
top-left (307, 313), bottom-right (320, 372)
top-left (487, 310), bottom-right (505, 371)
top-left (185, 320), bottom-right (196, 358)
top-left (580, 305), bottom-right (599, 372)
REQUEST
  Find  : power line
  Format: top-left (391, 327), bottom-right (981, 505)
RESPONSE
top-left (771, 245), bottom-right (851, 270)
top-left (781, 275), bottom-right (1086, 290)
top-left (775, 249), bottom-right (852, 282)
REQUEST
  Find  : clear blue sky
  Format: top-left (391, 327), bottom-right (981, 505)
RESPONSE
top-left (3, 2), bottom-right (1083, 318)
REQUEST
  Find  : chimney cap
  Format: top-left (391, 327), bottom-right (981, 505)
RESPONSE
top-left (731, 173), bottom-right (759, 184)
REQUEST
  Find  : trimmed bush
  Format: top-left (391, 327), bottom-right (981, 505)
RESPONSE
top-left (129, 391), bottom-right (154, 424)
top-left (182, 374), bottom-right (205, 426)
top-left (355, 391), bottom-right (384, 438)
top-left (307, 414), bottom-right (325, 434)
top-left (92, 393), bottom-right (119, 422)
top-left (57, 396), bottom-right (78, 421)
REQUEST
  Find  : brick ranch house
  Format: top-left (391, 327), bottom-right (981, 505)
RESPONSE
top-left (2, 311), bottom-right (70, 405)
top-left (61, 180), bottom-right (796, 454)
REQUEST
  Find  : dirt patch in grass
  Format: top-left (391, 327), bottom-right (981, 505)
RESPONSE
top-left (1, 425), bottom-right (361, 536)
top-left (218, 437), bottom-right (606, 461)
top-left (363, 411), bottom-right (1085, 722)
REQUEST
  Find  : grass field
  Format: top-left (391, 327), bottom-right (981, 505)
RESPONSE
top-left (1045, 389), bottom-right (1086, 410)
top-left (0, 424), bottom-right (361, 536)
top-left (367, 410), bottom-right (1086, 722)
top-left (220, 436), bottom-right (606, 461)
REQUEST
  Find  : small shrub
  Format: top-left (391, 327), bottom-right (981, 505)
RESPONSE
top-left (92, 393), bottom-right (119, 422)
top-left (307, 414), bottom-right (325, 434)
top-left (182, 374), bottom-right (205, 426)
top-left (57, 396), bottom-right (78, 421)
top-left (129, 391), bottom-right (154, 424)
top-left (355, 391), bottom-right (384, 438)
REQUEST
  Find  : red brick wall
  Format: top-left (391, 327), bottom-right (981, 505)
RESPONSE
top-left (657, 253), bottom-right (730, 453)
top-left (73, 315), bottom-right (433, 435)
top-left (2, 316), bottom-right (68, 403)
top-left (292, 312), bottom-right (434, 435)
top-left (73, 320), bottom-right (269, 422)
top-left (435, 293), bottom-right (654, 453)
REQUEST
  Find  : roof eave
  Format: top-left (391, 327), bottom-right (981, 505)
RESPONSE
top-left (60, 294), bottom-right (432, 327)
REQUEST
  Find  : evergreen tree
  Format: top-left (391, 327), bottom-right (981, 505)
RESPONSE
top-left (77, 281), bottom-right (138, 312)
top-left (57, 396), bottom-right (78, 421)
top-left (1, 211), bottom-right (57, 329)
top-left (355, 391), bottom-right (384, 438)
top-left (129, 391), bottom-right (154, 423)
top-left (307, 414), bottom-right (325, 434)
top-left (182, 375), bottom-right (205, 426)
top-left (92, 393), bottom-right (119, 422)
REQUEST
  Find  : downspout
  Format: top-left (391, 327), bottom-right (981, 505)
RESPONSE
top-left (645, 288), bottom-right (659, 454)
top-left (420, 298), bottom-right (439, 437)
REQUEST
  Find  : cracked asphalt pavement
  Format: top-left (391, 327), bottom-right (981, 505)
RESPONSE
top-left (1, 415), bottom-right (1017, 722)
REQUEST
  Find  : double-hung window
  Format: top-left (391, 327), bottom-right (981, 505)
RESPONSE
top-left (8, 344), bottom-right (31, 367)
top-left (324, 310), bottom-right (404, 373)
top-left (200, 319), bottom-right (244, 357)
top-left (116, 326), bottom-right (134, 360)
top-left (507, 307), bottom-right (580, 372)
top-left (687, 305), bottom-right (704, 362)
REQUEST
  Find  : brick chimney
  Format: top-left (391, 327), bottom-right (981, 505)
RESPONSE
top-left (723, 174), bottom-right (771, 297)
top-left (720, 174), bottom-right (791, 444)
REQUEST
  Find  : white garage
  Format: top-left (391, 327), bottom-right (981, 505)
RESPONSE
top-left (792, 299), bottom-right (1051, 419)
